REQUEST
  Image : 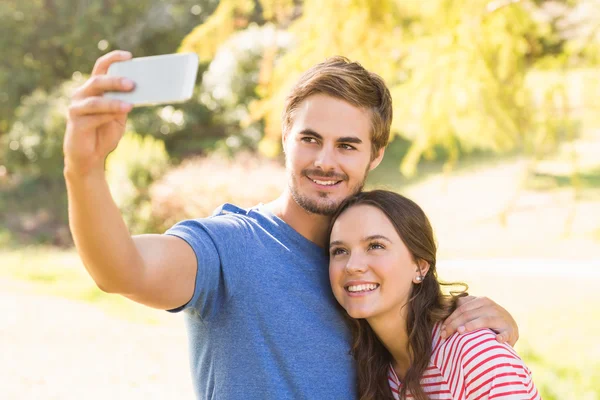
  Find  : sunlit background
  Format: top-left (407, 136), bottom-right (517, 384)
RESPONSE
top-left (1, 1), bottom-right (599, 399)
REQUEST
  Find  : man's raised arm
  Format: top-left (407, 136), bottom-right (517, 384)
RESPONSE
top-left (63, 50), bottom-right (196, 310)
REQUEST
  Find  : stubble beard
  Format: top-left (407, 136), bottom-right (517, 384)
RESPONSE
top-left (288, 167), bottom-right (369, 216)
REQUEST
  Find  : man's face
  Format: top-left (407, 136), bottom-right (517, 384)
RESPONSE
top-left (283, 94), bottom-right (384, 215)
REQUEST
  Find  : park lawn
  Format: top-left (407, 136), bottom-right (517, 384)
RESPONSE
top-left (439, 264), bottom-right (600, 400)
top-left (0, 247), bottom-right (171, 325)
top-left (1, 247), bottom-right (599, 399)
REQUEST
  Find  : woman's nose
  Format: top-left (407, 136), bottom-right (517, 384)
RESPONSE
top-left (345, 253), bottom-right (368, 274)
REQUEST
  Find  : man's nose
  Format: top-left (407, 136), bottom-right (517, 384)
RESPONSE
top-left (314, 146), bottom-right (336, 171)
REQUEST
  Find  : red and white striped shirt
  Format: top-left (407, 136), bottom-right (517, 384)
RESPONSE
top-left (388, 324), bottom-right (540, 399)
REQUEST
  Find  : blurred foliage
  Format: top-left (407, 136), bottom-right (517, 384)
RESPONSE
top-left (1, 0), bottom-right (600, 245)
top-left (182, 0), bottom-right (600, 175)
top-left (179, 0), bottom-right (257, 62)
top-left (149, 151), bottom-right (285, 232)
top-left (0, 0), bottom-right (237, 245)
top-left (0, 78), bottom-right (79, 246)
top-left (2, 78), bottom-right (79, 180)
top-left (0, 0), bottom-right (219, 134)
top-left (196, 23), bottom-right (292, 155)
top-left (106, 132), bottom-right (170, 234)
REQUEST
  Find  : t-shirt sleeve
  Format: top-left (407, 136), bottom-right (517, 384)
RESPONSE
top-left (164, 214), bottom-right (248, 320)
top-left (460, 330), bottom-right (540, 400)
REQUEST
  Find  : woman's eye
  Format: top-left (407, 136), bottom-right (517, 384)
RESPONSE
top-left (368, 243), bottom-right (384, 251)
top-left (330, 248), bottom-right (347, 256)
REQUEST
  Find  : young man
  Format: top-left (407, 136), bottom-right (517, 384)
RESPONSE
top-left (64, 51), bottom-right (518, 399)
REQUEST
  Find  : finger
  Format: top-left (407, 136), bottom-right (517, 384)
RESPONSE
top-left (67, 114), bottom-right (118, 134)
top-left (441, 316), bottom-right (471, 339)
top-left (441, 317), bottom-right (485, 340)
top-left (462, 316), bottom-right (497, 333)
top-left (92, 50), bottom-right (133, 76)
top-left (443, 302), bottom-right (481, 332)
top-left (498, 330), bottom-right (518, 347)
top-left (78, 75), bottom-right (135, 97)
top-left (444, 317), bottom-right (515, 345)
top-left (455, 295), bottom-right (476, 307)
top-left (456, 296), bottom-right (492, 312)
top-left (442, 307), bottom-right (501, 341)
top-left (495, 332), bottom-right (508, 343)
top-left (69, 97), bottom-right (133, 117)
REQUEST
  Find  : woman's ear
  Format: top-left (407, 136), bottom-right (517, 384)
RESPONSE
top-left (416, 259), bottom-right (430, 279)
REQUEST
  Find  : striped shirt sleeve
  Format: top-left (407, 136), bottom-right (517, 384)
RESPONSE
top-left (459, 329), bottom-right (540, 400)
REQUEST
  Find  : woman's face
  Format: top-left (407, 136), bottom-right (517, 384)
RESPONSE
top-left (329, 204), bottom-right (423, 321)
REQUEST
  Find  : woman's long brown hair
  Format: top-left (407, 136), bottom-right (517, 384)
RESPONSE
top-left (329, 190), bottom-right (468, 400)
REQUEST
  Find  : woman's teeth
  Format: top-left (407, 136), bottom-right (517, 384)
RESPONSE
top-left (347, 284), bottom-right (379, 293)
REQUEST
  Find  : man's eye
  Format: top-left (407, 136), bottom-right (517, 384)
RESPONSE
top-left (301, 137), bottom-right (318, 144)
top-left (339, 144), bottom-right (356, 150)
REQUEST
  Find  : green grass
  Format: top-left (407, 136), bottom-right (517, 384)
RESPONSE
top-left (0, 247), bottom-right (170, 325)
top-left (2, 247), bottom-right (598, 399)
top-left (439, 266), bottom-right (600, 400)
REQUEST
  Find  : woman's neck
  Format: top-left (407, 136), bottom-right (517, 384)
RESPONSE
top-left (368, 311), bottom-right (412, 379)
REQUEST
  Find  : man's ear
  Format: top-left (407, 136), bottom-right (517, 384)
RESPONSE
top-left (282, 129), bottom-right (289, 154)
top-left (369, 147), bottom-right (385, 171)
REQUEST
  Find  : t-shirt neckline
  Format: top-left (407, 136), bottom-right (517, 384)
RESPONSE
top-left (253, 203), bottom-right (329, 257)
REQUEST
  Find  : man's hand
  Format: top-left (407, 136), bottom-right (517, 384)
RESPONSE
top-left (64, 50), bottom-right (135, 177)
top-left (440, 296), bottom-right (519, 346)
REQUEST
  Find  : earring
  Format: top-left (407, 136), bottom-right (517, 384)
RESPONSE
top-left (415, 275), bottom-right (423, 283)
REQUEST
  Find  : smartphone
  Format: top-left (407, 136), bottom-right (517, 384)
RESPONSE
top-left (104, 53), bottom-right (199, 107)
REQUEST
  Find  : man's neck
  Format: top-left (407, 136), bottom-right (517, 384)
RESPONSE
top-left (265, 191), bottom-right (332, 248)
top-left (368, 312), bottom-right (411, 379)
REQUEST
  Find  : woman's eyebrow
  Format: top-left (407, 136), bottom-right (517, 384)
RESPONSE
top-left (329, 240), bottom-right (344, 248)
top-left (362, 234), bottom-right (391, 243)
top-left (329, 234), bottom-right (391, 248)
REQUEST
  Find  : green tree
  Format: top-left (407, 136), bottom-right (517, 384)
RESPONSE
top-left (0, 0), bottom-right (218, 135)
top-left (251, 0), bottom-right (542, 175)
top-left (181, 0), bottom-right (599, 175)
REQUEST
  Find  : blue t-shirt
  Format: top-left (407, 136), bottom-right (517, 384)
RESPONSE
top-left (165, 203), bottom-right (356, 399)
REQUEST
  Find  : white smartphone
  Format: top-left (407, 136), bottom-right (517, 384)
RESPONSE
top-left (104, 53), bottom-right (199, 107)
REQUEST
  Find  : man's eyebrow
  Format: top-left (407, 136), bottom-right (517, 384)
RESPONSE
top-left (298, 129), bottom-right (363, 145)
top-left (337, 136), bottom-right (363, 145)
top-left (298, 129), bottom-right (323, 139)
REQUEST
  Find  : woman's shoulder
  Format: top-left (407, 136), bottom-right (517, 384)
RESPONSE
top-left (431, 326), bottom-right (540, 399)
top-left (432, 327), bottom-right (521, 371)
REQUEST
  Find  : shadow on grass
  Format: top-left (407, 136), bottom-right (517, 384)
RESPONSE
top-left (529, 169), bottom-right (600, 190)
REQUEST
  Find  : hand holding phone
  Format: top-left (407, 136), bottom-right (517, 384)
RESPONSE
top-left (104, 53), bottom-right (199, 107)
top-left (65, 50), bottom-right (137, 177)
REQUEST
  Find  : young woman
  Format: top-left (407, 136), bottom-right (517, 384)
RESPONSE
top-left (328, 190), bottom-right (540, 400)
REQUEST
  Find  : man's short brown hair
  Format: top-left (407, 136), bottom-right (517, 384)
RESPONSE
top-left (282, 56), bottom-right (393, 159)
